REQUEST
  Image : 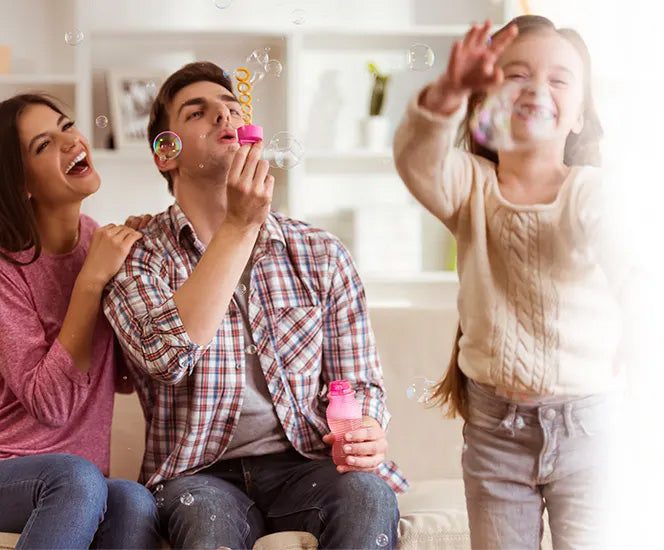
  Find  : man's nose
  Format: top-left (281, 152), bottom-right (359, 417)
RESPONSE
top-left (214, 105), bottom-right (230, 125)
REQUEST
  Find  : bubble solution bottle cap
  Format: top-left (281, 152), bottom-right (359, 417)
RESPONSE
top-left (328, 379), bottom-right (354, 397)
top-left (237, 124), bottom-right (263, 145)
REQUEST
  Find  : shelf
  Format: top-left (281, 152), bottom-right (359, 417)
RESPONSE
top-left (306, 149), bottom-right (392, 161)
top-left (364, 271), bottom-right (458, 284)
top-left (88, 24), bottom-right (473, 41)
top-left (91, 148), bottom-right (152, 162)
top-left (304, 149), bottom-right (394, 173)
top-left (0, 74), bottom-right (78, 85)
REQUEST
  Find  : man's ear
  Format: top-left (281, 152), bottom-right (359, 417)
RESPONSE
top-left (154, 154), bottom-right (177, 174)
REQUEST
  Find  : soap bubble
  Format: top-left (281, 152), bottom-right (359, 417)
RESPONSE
top-left (234, 67), bottom-right (265, 86)
top-left (266, 131), bottom-right (304, 169)
top-left (153, 131), bottom-right (182, 161)
top-left (469, 81), bottom-right (557, 151)
top-left (180, 492), bottom-right (195, 506)
top-left (375, 533), bottom-right (389, 547)
top-left (247, 47), bottom-right (271, 67)
top-left (407, 43), bottom-right (435, 71)
top-left (95, 115), bottom-right (108, 128)
top-left (406, 376), bottom-right (437, 403)
top-left (214, 0), bottom-right (233, 8)
top-left (64, 29), bottom-right (84, 46)
top-left (265, 59), bottom-right (283, 77)
top-left (291, 8), bottom-right (307, 25)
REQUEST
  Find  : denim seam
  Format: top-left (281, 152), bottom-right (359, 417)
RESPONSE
top-left (266, 504), bottom-right (324, 520)
top-left (10, 478), bottom-right (46, 547)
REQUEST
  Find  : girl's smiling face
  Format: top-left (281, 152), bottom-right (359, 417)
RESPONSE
top-left (498, 30), bottom-right (586, 146)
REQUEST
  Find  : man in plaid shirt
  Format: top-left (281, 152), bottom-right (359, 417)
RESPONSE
top-left (103, 62), bottom-right (407, 549)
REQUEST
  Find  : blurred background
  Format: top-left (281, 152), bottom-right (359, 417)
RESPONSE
top-left (1, 0), bottom-right (629, 307)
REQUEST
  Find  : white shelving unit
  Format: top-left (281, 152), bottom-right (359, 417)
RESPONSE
top-left (0, 0), bottom-right (516, 287)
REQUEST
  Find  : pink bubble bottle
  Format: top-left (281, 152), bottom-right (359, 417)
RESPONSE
top-left (326, 380), bottom-right (363, 466)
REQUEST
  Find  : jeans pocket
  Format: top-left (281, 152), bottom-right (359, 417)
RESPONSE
top-left (467, 405), bottom-right (505, 432)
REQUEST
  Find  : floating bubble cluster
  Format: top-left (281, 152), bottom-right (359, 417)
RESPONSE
top-left (470, 81), bottom-right (557, 151)
top-left (266, 131), bottom-right (304, 169)
top-left (406, 376), bottom-right (437, 404)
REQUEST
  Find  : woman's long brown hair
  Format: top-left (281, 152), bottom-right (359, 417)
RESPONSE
top-left (430, 15), bottom-right (604, 421)
top-left (0, 94), bottom-right (68, 265)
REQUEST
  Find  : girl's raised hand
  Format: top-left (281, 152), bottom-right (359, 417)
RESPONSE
top-left (423, 20), bottom-right (519, 115)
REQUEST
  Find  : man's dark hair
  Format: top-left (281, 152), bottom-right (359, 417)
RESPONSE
top-left (148, 61), bottom-right (236, 194)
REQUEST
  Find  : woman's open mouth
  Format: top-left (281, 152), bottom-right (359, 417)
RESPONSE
top-left (64, 151), bottom-right (91, 177)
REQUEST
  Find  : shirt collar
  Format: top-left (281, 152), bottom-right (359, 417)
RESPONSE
top-left (169, 202), bottom-right (287, 258)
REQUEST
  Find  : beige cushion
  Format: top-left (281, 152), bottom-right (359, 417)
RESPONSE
top-left (0, 533), bottom-right (18, 550)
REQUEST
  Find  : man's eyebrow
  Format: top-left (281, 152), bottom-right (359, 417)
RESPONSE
top-left (177, 94), bottom-right (241, 117)
top-left (28, 114), bottom-right (67, 151)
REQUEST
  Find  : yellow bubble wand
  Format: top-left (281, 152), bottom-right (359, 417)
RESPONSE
top-left (234, 67), bottom-right (263, 144)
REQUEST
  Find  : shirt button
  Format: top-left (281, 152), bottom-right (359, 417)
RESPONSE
top-left (235, 363), bottom-right (241, 370)
top-left (237, 283), bottom-right (247, 294)
top-left (272, 241), bottom-right (285, 253)
top-left (245, 344), bottom-right (257, 355)
top-left (545, 409), bottom-right (557, 421)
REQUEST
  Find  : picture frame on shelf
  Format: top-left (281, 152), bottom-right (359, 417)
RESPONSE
top-left (106, 69), bottom-right (165, 149)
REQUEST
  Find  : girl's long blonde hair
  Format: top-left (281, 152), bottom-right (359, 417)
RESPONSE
top-left (430, 15), bottom-right (603, 421)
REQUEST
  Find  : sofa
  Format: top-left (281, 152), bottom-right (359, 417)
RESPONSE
top-left (0, 305), bottom-right (552, 549)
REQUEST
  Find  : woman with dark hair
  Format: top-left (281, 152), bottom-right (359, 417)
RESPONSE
top-left (0, 94), bottom-right (160, 549)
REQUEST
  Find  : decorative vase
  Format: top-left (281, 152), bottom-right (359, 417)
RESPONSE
top-left (360, 115), bottom-right (389, 151)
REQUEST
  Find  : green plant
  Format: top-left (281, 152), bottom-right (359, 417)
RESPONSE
top-left (368, 62), bottom-right (390, 116)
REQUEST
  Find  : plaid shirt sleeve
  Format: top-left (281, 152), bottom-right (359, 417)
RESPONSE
top-left (321, 239), bottom-right (390, 431)
top-left (103, 241), bottom-right (211, 386)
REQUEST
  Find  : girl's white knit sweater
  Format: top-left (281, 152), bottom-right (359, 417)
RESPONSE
top-left (394, 89), bottom-right (631, 396)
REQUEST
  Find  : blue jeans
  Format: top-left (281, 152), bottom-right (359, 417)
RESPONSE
top-left (463, 380), bottom-right (614, 550)
top-left (0, 453), bottom-right (161, 549)
top-left (156, 448), bottom-right (400, 549)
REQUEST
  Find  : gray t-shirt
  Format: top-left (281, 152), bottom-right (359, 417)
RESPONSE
top-left (222, 260), bottom-right (291, 459)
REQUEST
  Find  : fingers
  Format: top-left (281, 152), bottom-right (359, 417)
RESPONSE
top-left (124, 214), bottom-right (152, 230)
top-left (447, 41), bottom-right (461, 84)
top-left (227, 144), bottom-right (251, 185)
top-left (322, 433), bottom-right (335, 446)
top-left (342, 439), bottom-right (388, 457)
top-left (253, 158), bottom-right (270, 190)
top-left (339, 453), bottom-right (384, 470)
top-left (239, 141), bottom-right (264, 183)
top-left (489, 22), bottom-right (519, 55)
top-left (343, 425), bottom-right (382, 443)
top-left (476, 20), bottom-right (492, 49)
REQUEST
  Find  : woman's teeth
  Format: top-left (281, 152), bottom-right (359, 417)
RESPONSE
top-left (65, 151), bottom-right (87, 174)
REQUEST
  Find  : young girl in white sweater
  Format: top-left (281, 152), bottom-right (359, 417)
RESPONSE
top-left (394, 15), bottom-right (632, 549)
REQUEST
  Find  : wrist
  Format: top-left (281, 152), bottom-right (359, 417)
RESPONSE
top-left (421, 79), bottom-right (468, 116)
top-left (75, 270), bottom-right (106, 296)
top-left (218, 219), bottom-right (262, 241)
